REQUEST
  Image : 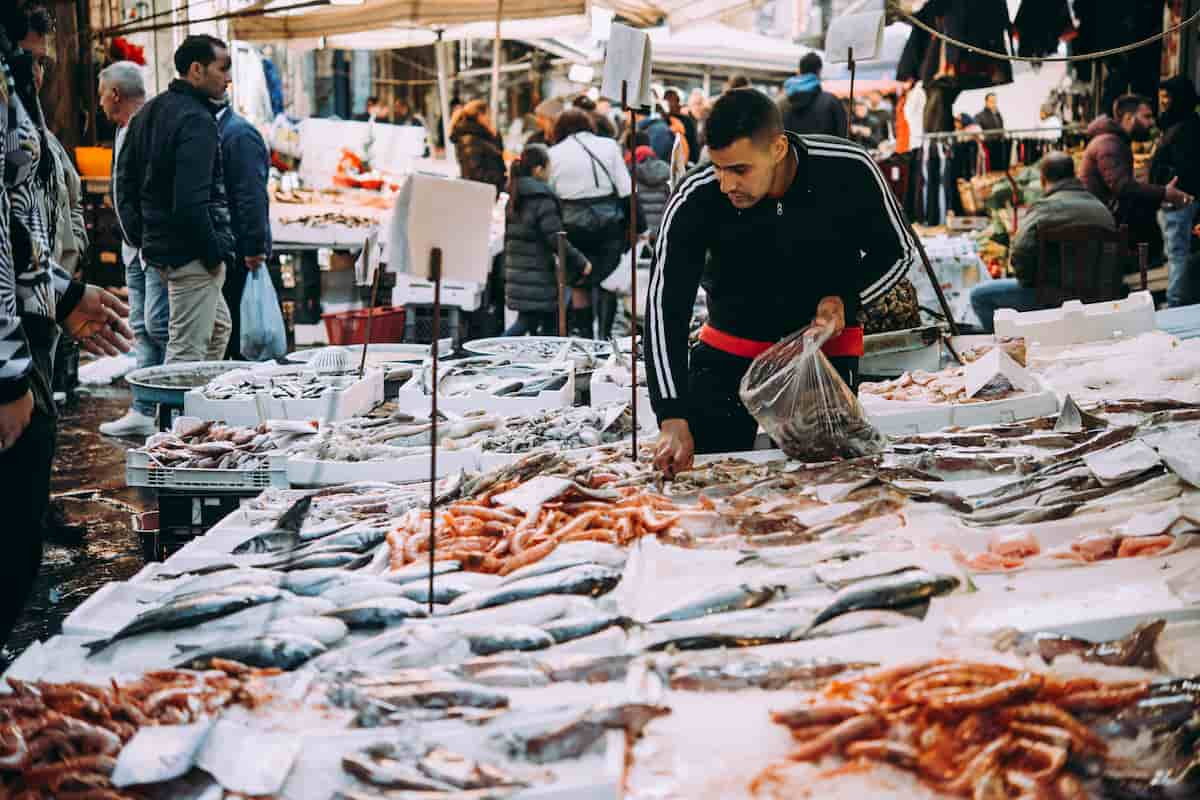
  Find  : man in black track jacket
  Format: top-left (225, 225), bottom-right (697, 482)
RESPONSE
top-left (646, 89), bottom-right (917, 475)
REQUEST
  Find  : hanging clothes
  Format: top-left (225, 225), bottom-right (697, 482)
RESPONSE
top-left (1013, 0), bottom-right (1073, 59)
top-left (897, 0), bottom-right (1014, 105)
top-left (1071, 0), bottom-right (1166, 110)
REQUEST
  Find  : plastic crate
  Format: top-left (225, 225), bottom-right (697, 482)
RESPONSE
top-left (322, 306), bottom-right (407, 345)
top-left (126, 450), bottom-right (289, 490)
top-left (403, 304), bottom-right (469, 345)
top-left (157, 489), bottom-right (258, 540)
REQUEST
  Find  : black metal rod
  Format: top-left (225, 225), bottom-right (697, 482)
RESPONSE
top-left (847, 47), bottom-right (855, 138)
top-left (556, 232), bottom-right (568, 337)
top-left (427, 247), bottom-right (443, 616)
top-left (623, 80), bottom-right (639, 463)
top-left (358, 261), bottom-right (384, 379)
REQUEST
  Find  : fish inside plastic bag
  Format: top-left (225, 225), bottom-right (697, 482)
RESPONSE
top-left (738, 327), bottom-right (886, 462)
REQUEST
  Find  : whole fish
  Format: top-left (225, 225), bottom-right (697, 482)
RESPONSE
top-left (648, 584), bottom-right (783, 623)
top-left (263, 615), bottom-right (349, 646)
top-left (384, 560), bottom-right (462, 585)
top-left (465, 625), bottom-right (555, 656)
top-left (343, 745), bottom-right (456, 791)
top-left (807, 569), bottom-right (959, 631)
top-left (282, 567), bottom-right (369, 597)
top-left (232, 530), bottom-right (301, 555)
top-left (263, 550), bottom-right (374, 572)
top-left (1024, 619), bottom-right (1165, 669)
top-left (322, 580), bottom-right (411, 608)
top-left (359, 681), bottom-right (509, 710)
top-left (173, 633), bottom-right (327, 670)
top-left (504, 703), bottom-right (668, 764)
top-left (325, 596), bottom-right (430, 629)
top-left (229, 495), bottom-right (314, 554)
top-left (497, 558), bottom-right (594, 586)
top-left (664, 656), bottom-right (875, 692)
top-left (278, 526), bottom-right (390, 558)
top-left (541, 614), bottom-right (633, 644)
top-left (544, 653), bottom-right (635, 684)
top-left (85, 585), bottom-right (289, 655)
top-left (963, 502), bottom-right (1083, 527)
top-left (417, 747), bottom-right (528, 790)
top-left (442, 595), bottom-right (596, 631)
top-left (396, 574), bottom-right (502, 605)
top-left (445, 565), bottom-right (622, 615)
top-left (156, 568), bottom-right (284, 603)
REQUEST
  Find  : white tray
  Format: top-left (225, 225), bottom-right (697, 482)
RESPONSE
top-left (126, 450), bottom-right (289, 490)
top-left (589, 374), bottom-right (653, 423)
top-left (862, 376), bottom-right (1060, 435)
top-left (392, 369), bottom-right (575, 416)
top-left (994, 290), bottom-right (1156, 347)
top-left (184, 369), bottom-right (384, 426)
top-left (286, 445), bottom-right (479, 486)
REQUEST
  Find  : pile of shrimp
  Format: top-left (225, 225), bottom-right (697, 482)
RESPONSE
top-left (0, 660), bottom-right (277, 798)
top-left (752, 659), bottom-right (1151, 799)
top-left (386, 478), bottom-right (686, 575)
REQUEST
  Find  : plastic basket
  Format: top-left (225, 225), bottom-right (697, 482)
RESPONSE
top-left (126, 450), bottom-right (289, 490)
top-left (322, 306), bottom-right (407, 345)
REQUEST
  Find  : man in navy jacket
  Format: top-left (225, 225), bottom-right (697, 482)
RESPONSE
top-left (216, 105), bottom-right (272, 359)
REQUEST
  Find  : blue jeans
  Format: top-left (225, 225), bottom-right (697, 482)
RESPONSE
top-left (126, 254), bottom-right (170, 416)
top-left (1160, 203), bottom-right (1197, 308)
top-left (970, 279), bottom-right (1041, 334)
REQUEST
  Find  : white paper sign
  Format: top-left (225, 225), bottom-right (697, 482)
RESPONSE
top-left (387, 173), bottom-right (496, 282)
top-left (825, 9), bottom-right (886, 63)
top-left (601, 23), bottom-right (653, 108)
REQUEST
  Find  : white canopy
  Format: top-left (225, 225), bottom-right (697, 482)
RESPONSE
top-left (645, 22), bottom-right (818, 74)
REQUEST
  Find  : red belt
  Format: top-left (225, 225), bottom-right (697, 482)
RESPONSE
top-left (699, 324), bottom-right (864, 359)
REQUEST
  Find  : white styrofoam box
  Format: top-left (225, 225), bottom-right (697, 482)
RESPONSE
top-left (126, 450), bottom-right (289, 490)
top-left (994, 290), bottom-right (1156, 347)
top-left (292, 323), bottom-right (328, 347)
top-left (590, 373), bottom-right (653, 423)
top-left (391, 369), bottom-right (574, 416)
top-left (391, 273), bottom-right (485, 311)
top-left (286, 445), bottom-right (479, 486)
top-left (184, 369), bottom-right (384, 427)
top-left (862, 376), bottom-right (1060, 435)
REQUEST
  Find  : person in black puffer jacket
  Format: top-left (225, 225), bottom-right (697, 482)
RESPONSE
top-left (503, 144), bottom-right (591, 336)
top-left (450, 99), bottom-right (506, 193)
top-left (117, 34), bottom-right (235, 363)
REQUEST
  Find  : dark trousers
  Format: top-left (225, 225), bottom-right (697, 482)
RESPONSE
top-left (504, 311), bottom-right (556, 337)
top-left (0, 411), bottom-right (55, 646)
top-left (686, 342), bottom-right (858, 455)
top-left (222, 255), bottom-right (248, 360)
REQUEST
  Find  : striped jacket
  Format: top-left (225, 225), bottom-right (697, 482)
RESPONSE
top-left (0, 52), bottom-right (83, 405)
top-left (644, 133), bottom-right (917, 423)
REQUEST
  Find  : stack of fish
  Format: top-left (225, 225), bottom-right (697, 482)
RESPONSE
top-left (413, 357), bottom-right (571, 400)
top-left (479, 404), bottom-right (639, 455)
top-left (201, 369), bottom-right (354, 401)
top-left (134, 419), bottom-right (316, 470)
top-left (289, 411), bottom-right (500, 463)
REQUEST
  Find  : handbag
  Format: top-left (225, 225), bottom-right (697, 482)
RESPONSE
top-left (561, 135), bottom-right (625, 247)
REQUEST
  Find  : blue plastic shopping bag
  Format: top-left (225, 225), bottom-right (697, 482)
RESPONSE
top-left (240, 268), bottom-right (287, 361)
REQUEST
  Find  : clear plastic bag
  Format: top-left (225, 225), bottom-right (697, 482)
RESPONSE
top-left (240, 269), bottom-right (287, 361)
top-left (739, 328), bottom-right (887, 462)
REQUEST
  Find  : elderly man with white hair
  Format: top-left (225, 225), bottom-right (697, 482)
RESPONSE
top-left (98, 60), bottom-right (161, 437)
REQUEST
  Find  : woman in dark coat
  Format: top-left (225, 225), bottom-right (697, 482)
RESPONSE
top-left (503, 144), bottom-right (591, 336)
top-left (450, 99), bottom-right (506, 192)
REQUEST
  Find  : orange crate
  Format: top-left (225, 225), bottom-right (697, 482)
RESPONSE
top-left (322, 306), bottom-right (406, 345)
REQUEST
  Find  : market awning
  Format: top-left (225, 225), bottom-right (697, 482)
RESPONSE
top-left (277, 16), bottom-right (593, 52)
top-left (231, 0), bottom-right (586, 40)
top-left (645, 23), bottom-right (818, 74)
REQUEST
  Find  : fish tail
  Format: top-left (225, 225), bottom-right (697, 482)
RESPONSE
top-left (83, 638), bottom-right (113, 657)
top-left (276, 494), bottom-right (315, 533)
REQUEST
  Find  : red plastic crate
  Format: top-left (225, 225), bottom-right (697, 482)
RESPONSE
top-left (322, 306), bottom-right (407, 345)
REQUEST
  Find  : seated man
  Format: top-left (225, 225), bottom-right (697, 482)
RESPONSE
top-left (971, 152), bottom-right (1119, 332)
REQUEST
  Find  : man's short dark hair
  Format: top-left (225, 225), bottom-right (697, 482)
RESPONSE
top-left (799, 52), bottom-right (823, 76)
top-left (174, 34), bottom-right (227, 76)
top-left (985, 92), bottom-right (997, 102)
top-left (3, 3), bottom-right (52, 42)
top-left (706, 88), bottom-right (783, 151)
top-left (572, 94), bottom-right (596, 112)
top-left (663, 89), bottom-right (680, 103)
top-left (553, 108), bottom-right (595, 143)
top-left (25, 4), bottom-right (53, 36)
top-left (725, 73), bottom-right (751, 92)
top-left (1113, 93), bottom-right (1151, 119)
top-left (1040, 151), bottom-right (1075, 184)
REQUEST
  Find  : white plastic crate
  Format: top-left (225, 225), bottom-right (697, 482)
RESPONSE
top-left (994, 290), bottom-right (1156, 347)
top-left (590, 376), bottom-right (653, 424)
top-left (126, 450), bottom-right (290, 490)
top-left (862, 376), bottom-right (1060, 435)
top-left (392, 274), bottom-right (485, 311)
top-left (391, 368), bottom-right (574, 416)
top-left (286, 445), bottom-right (478, 486)
top-left (184, 368), bottom-right (384, 427)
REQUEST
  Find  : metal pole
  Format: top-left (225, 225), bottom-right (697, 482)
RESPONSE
top-left (490, 0), bottom-right (504, 127)
top-left (623, 80), bottom-right (639, 462)
top-left (556, 232), bottom-right (568, 337)
top-left (358, 261), bottom-right (383, 378)
top-left (427, 247), bottom-right (443, 615)
top-left (847, 46), bottom-right (855, 138)
top-left (435, 32), bottom-right (453, 159)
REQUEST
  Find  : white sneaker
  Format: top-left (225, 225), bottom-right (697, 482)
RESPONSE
top-left (99, 410), bottom-right (157, 437)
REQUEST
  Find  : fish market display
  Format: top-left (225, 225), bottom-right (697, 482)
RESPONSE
top-left (341, 743), bottom-right (541, 795)
top-left (480, 404), bottom-right (639, 454)
top-left (201, 368), bottom-right (362, 400)
top-left (753, 659), bottom-right (1190, 798)
top-left (0, 665), bottom-right (277, 796)
top-left (860, 363), bottom-right (1029, 404)
top-left (134, 419), bottom-right (315, 469)
top-left (414, 357), bottom-right (571, 399)
top-left (290, 411), bottom-right (499, 462)
top-left (385, 476), bottom-right (685, 575)
top-left (278, 210), bottom-right (377, 228)
top-left (464, 336), bottom-right (612, 372)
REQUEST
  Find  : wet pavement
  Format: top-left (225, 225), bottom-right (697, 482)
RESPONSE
top-left (3, 386), bottom-right (152, 666)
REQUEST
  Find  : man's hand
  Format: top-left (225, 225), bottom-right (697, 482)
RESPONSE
top-left (810, 295), bottom-right (846, 340)
top-left (654, 418), bottom-right (694, 479)
top-left (0, 390), bottom-right (33, 452)
top-left (65, 286), bottom-right (134, 357)
top-left (582, 261), bottom-right (593, 277)
top-left (245, 255), bottom-right (266, 271)
top-left (1165, 176), bottom-right (1194, 208)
